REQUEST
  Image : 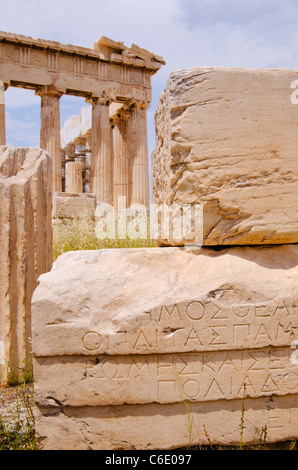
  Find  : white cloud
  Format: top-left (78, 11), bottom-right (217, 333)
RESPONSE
top-left (5, 87), bottom-right (40, 109)
top-left (5, 112), bottom-right (40, 147)
top-left (6, 114), bottom-right (35, 130)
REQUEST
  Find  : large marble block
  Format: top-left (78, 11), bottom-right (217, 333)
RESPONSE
top-left (152, 67), bottom-right (298, 246)
top-left (32, 245), bottom-right (298, 449)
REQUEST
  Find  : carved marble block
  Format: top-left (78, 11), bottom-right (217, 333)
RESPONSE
top-left (32, 245), bottom-right (298, 449)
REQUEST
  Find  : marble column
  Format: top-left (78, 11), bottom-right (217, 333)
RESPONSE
top-left (113, 111), bottom-right (130, 215)
top-left (128, 102), bottom-right (150, 208)
top-left (36, 86), bottom-right (63, 192)
top-left (84, 133), bottom-right (91, 193)
top-left (65, 161), bottom-right (83, 193)
top-left (89, 97), bottom-right (113, 206)
top-left (0, 82), bottom-right (7, 146)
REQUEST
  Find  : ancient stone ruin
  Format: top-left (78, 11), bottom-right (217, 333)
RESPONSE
top-left (152, 67), bottom-right (298, 246)
top-left (1, 30), bottom-right (298, 450)
top-left (0, 31), bottom-right (165, 215)
top-left (31, 66), bottom-right (298, 449)
top-left (60, 106), bottom-right (92, 194)
top-left (32, 245), bottom-right (298, 449)
top-left (0, 31), bottom-right (164, 382)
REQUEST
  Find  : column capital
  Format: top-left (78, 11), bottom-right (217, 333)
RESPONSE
top-left (112, 108), bottom-right (131, 123)
top-left (0, 82), bottom-right (9, 93)
top-left (128, 99), bottom-right (150, 111)
top-left (109, 99), bottom-right (149, 126)
top-left (120, 99), bottom-right (150, 112)
top-left (35, 85), bottom-right (64, 99)
top-left (86, 94), bottom-right (113, 107)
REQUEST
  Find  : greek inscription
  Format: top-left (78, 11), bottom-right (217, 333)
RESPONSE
top-left (238, 376), bottom-right (257, 396)
top-left (273, 299), bottom-right (292, 317)
top-left (102, 359), bottom-right (118, 379)
top-left (268, 408), bottom-right (289, 429)
top-left (80, 347), bottom-right (298, 405)
top-left (186, 302), bottom-right (205, 320)
top-left (284, 372), bottom-right (298, 391)
top-left (157, 356), bottom-right (175, 376)
top-left (233, 324), bottom-right (250, 344)
top-left (204, 379), bottom-right (224, 399)
top-left (202, 354), bottom-right (218, 373)
top-left (210, 302), bottom-right (228, 320)
top-left (128, 358), bottom-right (151, 378)
top-left (275, 322), bottom-right (294, 340)
top-left (255, 304), bottom-right (272, 317)
top-left (184, 328), bottom-right (202, 346)
top-left (157, 380), bottom-right (176, 400)
top-left (176, 354), bottom-right (201, 376)
top-left (217, 353), bottom-right (240, 373)
top-left (81, 298), bottom-right (298, 355)
top-left (246, 351), bottom-right (266, 371)
top-left (269, 350), bottom-right (287, 370)
top-left (262, 375), bottom-right (279, 393)
top-left (133, 330), bottom-right (153, 350)
top-left (209, 326), bottom-right (227, 345)
top-left (232, 305), bottom-right (250, 317)
top-left (182, 379), bottom-right (200, 400)
top-left (82, 331), bottom-right (102, 351)
top-left (254, 324), bottom-right (272, 342)
top-left (159, 304), bottom-right (182, 322)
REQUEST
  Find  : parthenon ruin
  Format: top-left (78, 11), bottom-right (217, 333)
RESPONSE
top-left (0, 31), bottom-right (165, 212)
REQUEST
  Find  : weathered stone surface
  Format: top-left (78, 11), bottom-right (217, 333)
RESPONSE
top-left (33, 395), bottom-right (298, 450)
top-left (152, 67), bottom-right (298, 246)
top-left (32, 245), bottom-right (298, 449)
top-left (52, 192), bottom-right (96, 219)
top-left (34, 347), bottom-right (298, 408)
top-left (0, 146), bottom-right (52, 384)
top-left (0, 30), bottom-right (164, 105)
top-left (65, 161), bottom-right (83, 194)
top-left (37, 87), bottom-right (62, 193)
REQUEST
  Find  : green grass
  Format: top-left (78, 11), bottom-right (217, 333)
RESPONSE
top-left (0, 381), bottom-right (37, 450)
top-left (53, 217), bottom-right (157, 261)
top-left (0, 360), bottom-right (36, 450)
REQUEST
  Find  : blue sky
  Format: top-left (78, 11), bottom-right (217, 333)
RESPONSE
top-left (1, 0), bottom-right (298, 155)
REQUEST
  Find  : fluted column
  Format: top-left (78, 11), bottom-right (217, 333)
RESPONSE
top-left (113, 110), bottom-right (130, 215)
top-left (128, 102), bottom-right (150, 208)
top-left (0, 147), bottom-right (52, 384)
top-left (65, 161), bottom-right (83, 193)
top-left (36, 86), bottom-right (63, 192)
top-left (0, 82), bottom-right (7, 146)
top-left (89, 97), bottom-right (113, 205)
